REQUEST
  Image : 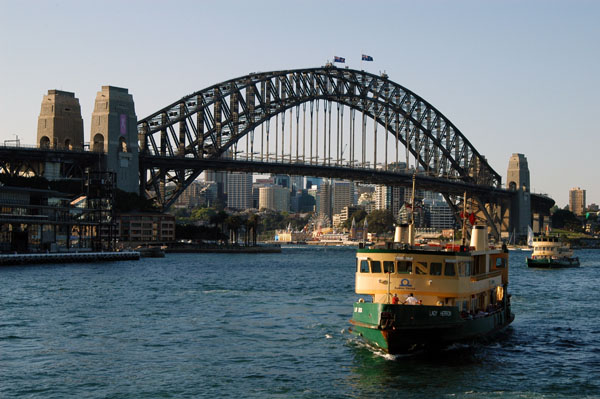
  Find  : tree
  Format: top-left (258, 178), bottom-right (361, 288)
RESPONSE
top-left (225, 214), bottom-right (244, 244)
top-left (366, 210), bottom-right (395, 235)
top-left (343, 209), bottom-right (367, 230)
top-left (246, 213), bottom-right (260, 246)
top-left (551, 209), bottom-right (582, 231)
top-left (191, 207), bottom-right (217, 224)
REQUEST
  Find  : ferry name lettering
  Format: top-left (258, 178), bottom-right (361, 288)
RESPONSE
top-left (394, 278), bottom-right (412, 289)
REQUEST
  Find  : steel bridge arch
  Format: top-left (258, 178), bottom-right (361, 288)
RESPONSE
top-left (137, 66), bottom-right (501, 210)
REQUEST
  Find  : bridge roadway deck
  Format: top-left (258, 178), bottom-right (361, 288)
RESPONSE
top-left (140, 155), bottom-right (513, 201)
top-left (0, 146), bottom-right (102, 165)
top-left (0, 146), bottom-right (554, 210)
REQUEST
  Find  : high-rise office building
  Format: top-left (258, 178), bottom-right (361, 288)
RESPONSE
top-left (569, 187), bottom-right (586, 216)
top-left (226, 172), bottom-right (253, 210)
top-left (205, 170), bottom-right (227, 204)
top-left (375, 185), bottom-right (404, 217)
top-left (318, 181), bottom-right (332, 220)
top-left (258, 186), bottom-right (290, 212)
top-left (423, 199), bottom-right (455, 229)
top-left (332, 181), bottom-right (354, 216)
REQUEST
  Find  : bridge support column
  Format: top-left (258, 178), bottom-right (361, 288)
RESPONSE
top-left (90, 86), bottom-right (139, 193)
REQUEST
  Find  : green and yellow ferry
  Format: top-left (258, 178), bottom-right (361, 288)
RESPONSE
top-left (349, 225), bottom-right (514, 354)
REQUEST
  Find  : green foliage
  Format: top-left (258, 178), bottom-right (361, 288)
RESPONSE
top-left (366, 209), bottom-right (395, 235)
top-left (343, 209), bottom-right (367, 230)
top-left (551, 209), bottom-right (582, 231)
top-left (190, 207), bottom-right (217, 223)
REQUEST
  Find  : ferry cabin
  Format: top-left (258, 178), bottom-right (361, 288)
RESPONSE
top-left (530, 236), bottom-right (573, 260)
top-left (355, 246), bottom-right (509, 316)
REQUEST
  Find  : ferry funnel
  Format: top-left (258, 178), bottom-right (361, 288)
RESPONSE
top-left (394, 224), bottom-right (410, 244)
top-left (470, 225), bottom-right (488, 250)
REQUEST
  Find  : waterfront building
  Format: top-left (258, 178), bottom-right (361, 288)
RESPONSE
top-left (37, 89), bottom-right (84, 151)
top-left (227, 172), bottom-right (253, 210)
top-left (276, 230), bottom-right (309, 243)
top-left (569, 187), bottom-right (586, 216)
top-left (0, 175), bottom-right (115, 253)
top-left (116, 212), bottom-right (175, 244)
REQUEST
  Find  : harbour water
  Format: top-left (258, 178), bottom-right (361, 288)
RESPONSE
top-left (1, 247), bottom-right (599, 398)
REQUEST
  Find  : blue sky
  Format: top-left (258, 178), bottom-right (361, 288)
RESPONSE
top-left (1, 0), bottom-right (598, 207)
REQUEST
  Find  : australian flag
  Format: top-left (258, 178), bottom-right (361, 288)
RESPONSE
top-left (362, 54), bottom-right (373, 61)
top-left (334, 56), bottom-right (345, 63)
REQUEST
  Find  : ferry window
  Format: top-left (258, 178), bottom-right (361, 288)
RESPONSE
top-left (383, 261), bottom-right (394, 273)
top-left (458, 262), bottom-right (472, 277)
top-left (397, 261), bottom-right (412, 274)
top-left (444, 262), bottom-right (456, 276)
top-left (495, 258), bottom-right (506, 268)
top-left (416, 262), bottom-right (428, 275)
top-left (430, 262), bottom-right (442, 276)
top-left (359, 260), bottom-right (369, 273)
top-left (370, 260), bottom-right (382, 273)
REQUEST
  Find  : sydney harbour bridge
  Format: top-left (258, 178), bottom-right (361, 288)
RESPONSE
top-left (0, 65), bottom-right (553, 239)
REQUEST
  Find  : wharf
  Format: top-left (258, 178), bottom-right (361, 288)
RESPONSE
top-left (0, 251), bottom-right (140, 266)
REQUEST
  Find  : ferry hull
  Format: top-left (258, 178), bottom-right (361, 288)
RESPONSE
top-left (349, 302), bottom-right (514, 354)
top-left (526, 257), bottom-right (579, 268)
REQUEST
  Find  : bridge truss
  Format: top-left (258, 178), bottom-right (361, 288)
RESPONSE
top-left (138, 66), bottom-right (507, 236)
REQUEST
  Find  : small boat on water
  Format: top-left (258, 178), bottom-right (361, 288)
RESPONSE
top-left (526, 235), bottom-right (579, 268)
top-left (348, 224), bottom-right (514, 354)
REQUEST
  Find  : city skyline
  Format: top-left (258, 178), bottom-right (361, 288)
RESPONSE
top-left (1, 0), bottom-right (598, 207)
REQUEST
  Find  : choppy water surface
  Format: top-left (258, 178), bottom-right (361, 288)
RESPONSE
top-left (1, 247), bottom-right (599, 398)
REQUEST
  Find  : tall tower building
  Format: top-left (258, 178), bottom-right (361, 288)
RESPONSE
top-left (375, 185), bottom-right (405, 217)
top-left (506, 153), bottom-right (531, 236)
top-left (90, 86), bottom-right (139, 193)
top-left (37, 90), bottom-right (84, 150)
top-left (569, 187), bottom-right (586, 216)
top-left (332, 181), bottom-right (354, 216)
top-left (318, 180), bottom-right (332, 221)
top-left (227, 172), bottom-right (253, 210)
